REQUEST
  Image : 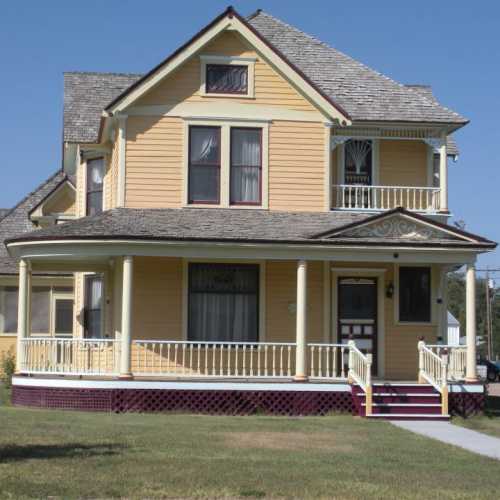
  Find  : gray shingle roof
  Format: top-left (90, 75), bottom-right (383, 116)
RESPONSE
top-left (248, 11), bottom-right (467, 125)
top-left (6, 207), bottom-right (495, 250)
top-left (64, 72), bottom-right (141, 143)
top-left (62, 11), bottom-right (467, 144)
top-left (0, 171), bottom-right (68, 274)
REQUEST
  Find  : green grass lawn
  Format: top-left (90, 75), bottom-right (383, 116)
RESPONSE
top-left (1, 386), bottom-right (500, 499)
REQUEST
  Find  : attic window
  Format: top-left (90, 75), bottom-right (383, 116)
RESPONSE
top-left (206, 64), bottom-right (248, 94)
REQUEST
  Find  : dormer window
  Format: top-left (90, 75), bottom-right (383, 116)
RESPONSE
top-left (206, 64), bottom-right (248, 95)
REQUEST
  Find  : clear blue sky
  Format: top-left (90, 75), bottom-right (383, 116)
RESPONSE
top-left (1, 1), bottom-right (499, 268)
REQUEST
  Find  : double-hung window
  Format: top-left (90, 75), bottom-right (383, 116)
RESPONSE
top-left (188, 125), bottom-right (264, 207)
top-left (230, 128), bottom-right (262, 205)
top-left (188, 126), bottom-right (221, 204)
top-left (399, 267), bottom-right (431, 323)
top-left (188, 263), bottom-right (259, 343)
top-left (86, 158), bottom-right (104, 216)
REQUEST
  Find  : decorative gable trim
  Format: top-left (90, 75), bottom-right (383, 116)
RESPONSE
top-left (313, 207), bottom-right (494, 245)
top-left (103, 7), bottom-right (351, 126)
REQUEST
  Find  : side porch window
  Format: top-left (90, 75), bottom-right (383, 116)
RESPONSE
top-left (188, 263), bottom-right (259, 342)
top-left (84, 275), bottom-right (104, 338)
top-left (399, 267), bottom-right (431, 322)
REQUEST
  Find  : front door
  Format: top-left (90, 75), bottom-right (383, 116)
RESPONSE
top-left (338, 277), bottom-right (377, 375)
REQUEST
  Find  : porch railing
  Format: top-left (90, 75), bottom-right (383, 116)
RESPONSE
top-left (308, 343), bottom-right (348, 380)
top-left (347, 340), bottom-right (373, 415)
top-left (20, 338), bottom-right (120, 376)
top-left (132, 340), bottom-right (296, 378)
top-left (426, 344), bottom-right (467, 381)
top-left (333, 184), bottom-right (441, 212)
top-left (418, 341), bottom-right (448, 415)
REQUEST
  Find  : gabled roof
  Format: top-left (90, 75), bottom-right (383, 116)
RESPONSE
top-left (312, 207), bottom-right (495, 248)
top-left (0, 170), bottom-right (69, 274)
top-left (6, 207), bottom-right (496, 251)
top-left (248, 11), bottom-right (467, 126)
top-left (62, 8), bottom-right (467, 144)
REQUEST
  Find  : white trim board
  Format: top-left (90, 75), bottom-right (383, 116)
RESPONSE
top-left (12, 376), bottom-right (351, 392)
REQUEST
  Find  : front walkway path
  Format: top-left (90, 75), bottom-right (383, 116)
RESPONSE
top-left (392, 421), bottom-right (500, 460)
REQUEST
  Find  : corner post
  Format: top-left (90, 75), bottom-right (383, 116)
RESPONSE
top-left (439, 132), bottom-right (448, 212)
top-left (116, 114), bottom-right (128, 208)
top-left (15, 259), bottom-right (30, 373)
top-left (441, 351), bottom-right (449, 415)
top-left (120, 255), bottom-right (133, 379)
top-left (365, 353), bottom-right (373, 417)
top-left (465, 263), bottom-right (477, 382)
top-left (294, 260), bottom-right (308, 381)
top-left (417, 339), bottom-right (426, 384)
top-left (347, 339), bottom-right (355, 384)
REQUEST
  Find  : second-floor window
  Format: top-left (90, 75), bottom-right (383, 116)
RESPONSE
top-left (345, 139), bottom-right (372, 185)
top-left (230, 128), bottom-right (261, 205)
top-left (188, 126), bottom-right (221, 204)
top-left (206, 64), bottom-right (248, 94)
top-left (86, 158), bottom-right (104, 216)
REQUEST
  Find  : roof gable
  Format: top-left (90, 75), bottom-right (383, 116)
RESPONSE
top-left (314, 208), bottom-right (492, 245)
top-left (248, 11), bottom-right (467, 126)
top-left (104, 7), bottom-right (350, 125)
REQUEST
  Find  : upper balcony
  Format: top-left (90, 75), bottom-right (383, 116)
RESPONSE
top-left (329, 135), bottom-right (450, 215)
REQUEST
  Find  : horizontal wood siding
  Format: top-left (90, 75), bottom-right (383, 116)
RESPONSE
top-left (379, 140), bottom-right (428, 187)
top-left (136, 31), bottom-right (316, 111)
top-left (132, 257), bottom-right (183, 340)
top-left (125, 116), bottom-right (183, 208)
top-left (265, 261), bottom-right (324, 343)
top-left (269, 121), bottom-right (325, 211)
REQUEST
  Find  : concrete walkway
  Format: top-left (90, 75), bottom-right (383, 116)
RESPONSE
top-left (392, 421), bottom-right (500, 460)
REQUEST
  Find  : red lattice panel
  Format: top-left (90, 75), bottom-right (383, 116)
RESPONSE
top-left (12, 386), bottom-right (112, 412)
top-left (449, 392), bottom-right (485, 418)
top-left (12, 386), bottom-right (354, 416)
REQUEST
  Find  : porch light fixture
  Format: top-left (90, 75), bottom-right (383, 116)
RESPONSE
top-left (386, 282), bottom-right (394, 299)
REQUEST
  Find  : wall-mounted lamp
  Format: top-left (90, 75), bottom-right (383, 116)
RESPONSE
top-left (386, 282), bottom-right (394, 299)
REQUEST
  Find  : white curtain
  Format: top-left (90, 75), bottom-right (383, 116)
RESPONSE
top-left (188, 264), bottom-right (258, 342)
top-left (191, 128), bottom-right (219, 163)
top-left (231, 129), bottom-right (261, 203)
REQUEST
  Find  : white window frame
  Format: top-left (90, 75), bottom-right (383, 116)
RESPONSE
top-left (200, 55), bottom-right (256, 99)
top-left (182, 118), bottom-right (269, 209)
top-left (51, 290), bottom-right (74, 338)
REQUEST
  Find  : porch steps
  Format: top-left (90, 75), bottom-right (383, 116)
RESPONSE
top-left (352, 383), bottom-right (449, 421)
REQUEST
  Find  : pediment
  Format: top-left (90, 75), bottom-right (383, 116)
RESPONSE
top-left (326, 213), bottom-right (466, 242)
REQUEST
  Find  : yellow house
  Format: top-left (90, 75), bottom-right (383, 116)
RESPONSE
top-left (3, 7), bottom-right (496, 418)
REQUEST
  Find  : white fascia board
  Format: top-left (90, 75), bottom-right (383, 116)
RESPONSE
top-left (6, 239), bottom-right (480, 265)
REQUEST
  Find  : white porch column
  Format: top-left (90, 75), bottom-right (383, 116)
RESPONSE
top-left (15, 259), bottom-right (30, 373)
top-left (294, 260), bottom-right (308, 381)
top-left (439, 132), bottom-right (448, 212)
top-left (465, 263), bottom-right (477, 382)
top-left (120, 255), bottom-right (134, 378)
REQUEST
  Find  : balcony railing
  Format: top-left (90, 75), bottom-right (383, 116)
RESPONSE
top-left (332, 184), bottom-right (441, 212)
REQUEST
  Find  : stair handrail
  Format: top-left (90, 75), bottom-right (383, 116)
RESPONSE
top-left (348, 340), bottom-right (373, 416)
top-left (418, 340), bottom-right (449, 415)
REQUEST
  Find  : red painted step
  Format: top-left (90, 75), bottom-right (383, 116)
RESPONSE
top-left (351, 383), bottom-right (448, 420)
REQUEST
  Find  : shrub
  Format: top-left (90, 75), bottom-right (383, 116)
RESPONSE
top-left (1, 348), bottom-right (16, 388)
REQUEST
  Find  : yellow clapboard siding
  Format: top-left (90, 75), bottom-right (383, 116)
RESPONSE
top-left (268, 121), bottom-right (325, 211)
top-left (379, 140), bottom-right (428, 187)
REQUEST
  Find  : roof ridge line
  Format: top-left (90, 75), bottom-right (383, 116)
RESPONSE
top-left (252, 11), bottom-right (464, 120)
top-left (64, 71), bottom-right (144, 77)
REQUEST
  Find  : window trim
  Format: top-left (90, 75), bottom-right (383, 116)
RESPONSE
top-left (200, 55), bottom-right (256, 99)
top-left (183, 119), bottom-right (269, 209)
top-left (230, 127), bottom-right (262, 206)
top-left (85, 157), bottom-right (105, 216)
top-left (395, 264), bottom-right (434, 325)
top-left (188, 125), bottom-right (222, 205)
